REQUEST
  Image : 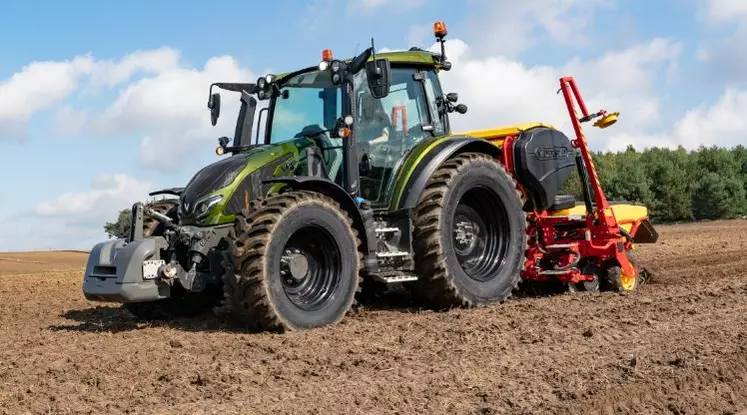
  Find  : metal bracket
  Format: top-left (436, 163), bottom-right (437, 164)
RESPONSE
top-left (128, 202), bottom-right (144, 242)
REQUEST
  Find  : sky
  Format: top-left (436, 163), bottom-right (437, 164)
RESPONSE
top-left (1, 0), bottom-right (746, 251)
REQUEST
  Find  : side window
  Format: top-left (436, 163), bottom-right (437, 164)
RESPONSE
top-left (424, 70), bottom-right (446, 136)
top-left (355, 68), bottom-right (431, 145)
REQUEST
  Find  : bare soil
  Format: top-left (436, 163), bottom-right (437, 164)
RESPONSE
top-left (1, 220), bottom-right (747, 414)
top-left (0, 250), bottom-right (88, 274)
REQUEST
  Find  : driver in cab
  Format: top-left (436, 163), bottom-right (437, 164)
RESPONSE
top-left (356, 91), bottom-right (391, 145)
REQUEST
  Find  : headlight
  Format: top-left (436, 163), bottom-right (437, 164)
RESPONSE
top-left (194, 194), bottom-right (223, 220)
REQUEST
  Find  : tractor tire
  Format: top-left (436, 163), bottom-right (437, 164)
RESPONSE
top-left (568, 262), bottom-right (601, 293)
top-left (568, 276), bottom-right (600, 293)
top-left (142, 199), bottom-right (179, 237)
top-left (123, 199), bottom-right (221, 321)
top-left (222, 190), bottom-right (362, 332)
top-left (411, 152), bottom-right (528, 310)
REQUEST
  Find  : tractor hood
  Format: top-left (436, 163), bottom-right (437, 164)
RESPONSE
top-left (178, 138), bottom-right (313, 225)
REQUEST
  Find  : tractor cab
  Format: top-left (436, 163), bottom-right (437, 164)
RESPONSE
top-left (206, 22), bottom-right (468, 209)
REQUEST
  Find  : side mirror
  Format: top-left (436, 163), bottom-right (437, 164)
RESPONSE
top-left (366, 58), bottom-right (391, 99)
top-left (446, 92), bottom-right (459, 103)
top-left (208, 92), bottom-right (221, 126)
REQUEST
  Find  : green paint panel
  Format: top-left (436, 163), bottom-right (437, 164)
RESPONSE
top-left (387, 136), bottom-right (453, 211)
top-left (195, 138), bottom-right (314, 226)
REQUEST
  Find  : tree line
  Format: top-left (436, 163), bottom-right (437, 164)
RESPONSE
top-left (560, 144), bottom-right (747, 223)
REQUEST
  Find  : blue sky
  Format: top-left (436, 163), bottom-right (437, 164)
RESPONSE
top-left (1, 0), bottom-right (746, 251)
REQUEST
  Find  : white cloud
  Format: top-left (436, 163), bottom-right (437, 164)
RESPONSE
top-left (0, 47), bottom-right (221, 143)
top-left (462, 0), bottom-right (613, 57)
top-left (0, 173), bottom-right (154, 251)
top-left (53, 105), bottom-right (89, 136)
top-left (92, 55), bottom-right (254, 171)
top-left (696, 24), bottom-right (747, 84)
top-left (423, 36), bottom-right (681, 151)
top-left (619, 88), bottom-right (747, 151)
top-left (86, 47), bottom-right (182, 89)
top-left (346, 0), bottom-right (423, 13)
top-left (34, 173), bottom-right (152, 217)
top-left (703, 0), bottom-right (747, 23)
top-left (0, 55), bottom-right (95, 140)
top-left (696, 0), bottom-right (747, 83)
top-left (2, 49), bottom-right (257, 171)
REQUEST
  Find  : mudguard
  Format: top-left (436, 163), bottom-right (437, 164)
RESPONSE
top-left (148, 187), bottom-right (185, 197)
top-left (388, 136), bottom-right (502, 212)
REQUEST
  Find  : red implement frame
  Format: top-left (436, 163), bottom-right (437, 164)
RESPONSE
top-left (391, 106), bottom-right (408, 135)
top-left (517, 77), bottom-right (638, 284)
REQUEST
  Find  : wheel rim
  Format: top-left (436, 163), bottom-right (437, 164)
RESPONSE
top-left (451, 186), bottom-right (510, 282)
top-left (620, 268), bottom-right (637, 291)
top-left (280, 225), bottom-right (342, 311)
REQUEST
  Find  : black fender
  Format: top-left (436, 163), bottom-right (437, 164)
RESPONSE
top-left (148, 187), bottom-right (185, 197)
top-left (263, 177), bottom-right (375, 258)
top-left (394, 136), bottom-right (503, 211)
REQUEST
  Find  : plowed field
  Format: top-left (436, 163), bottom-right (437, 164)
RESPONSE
top-left (1, 220), bottom-right (747, 414)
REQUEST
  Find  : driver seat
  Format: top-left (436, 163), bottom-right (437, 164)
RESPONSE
top-left (296, 125), bottom-right (343, 183)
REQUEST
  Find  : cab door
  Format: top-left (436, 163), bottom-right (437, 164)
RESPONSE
top-left (355, 66), bottom-right (441, 206)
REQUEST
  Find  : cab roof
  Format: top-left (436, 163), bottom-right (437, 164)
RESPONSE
top-left (276, 48), bottom-right (443, 81)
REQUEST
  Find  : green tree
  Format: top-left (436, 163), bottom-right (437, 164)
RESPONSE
top-left (691, 172), bottom-right (746, 220)
top-left (104, 208), bottom-right (132, 239)
top-left (693, 145), bottom-right (741, 178)
top-left (733, 144), bottom-right (747, 195)
top-left (639, 146), bottom-right (695, 222)
top-left (598, 145), bottom-right (653, 206)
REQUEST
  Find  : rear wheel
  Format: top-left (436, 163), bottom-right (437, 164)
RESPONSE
top-left (568, 261), bottom-right (601, 293)
top-left (568, 276), bottom-right (601, 293)
top-left (222, 190), bottom-right (362, 332)
top-left (411, 153), bottom-right (528, 309)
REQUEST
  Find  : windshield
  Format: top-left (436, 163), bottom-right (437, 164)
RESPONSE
top-left (269, 70), bottom-right (342, 144)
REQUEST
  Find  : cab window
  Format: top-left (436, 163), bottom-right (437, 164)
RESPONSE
top-left (354, 67), bottom-right (432, 146)
top-left (423, 70), bottom-right (446, 136)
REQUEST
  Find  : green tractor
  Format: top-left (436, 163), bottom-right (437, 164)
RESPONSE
top-left (82, 23), bottom-right (537, 331)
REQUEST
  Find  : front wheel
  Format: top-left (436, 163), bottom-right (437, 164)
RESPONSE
top-left (411, 152), bottom-right (528, 309)
top-left (222, 190), bottom-right (362, 332)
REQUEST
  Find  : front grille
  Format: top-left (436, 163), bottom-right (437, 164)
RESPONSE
top-left (91, 265), bottom-right (116, 278)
